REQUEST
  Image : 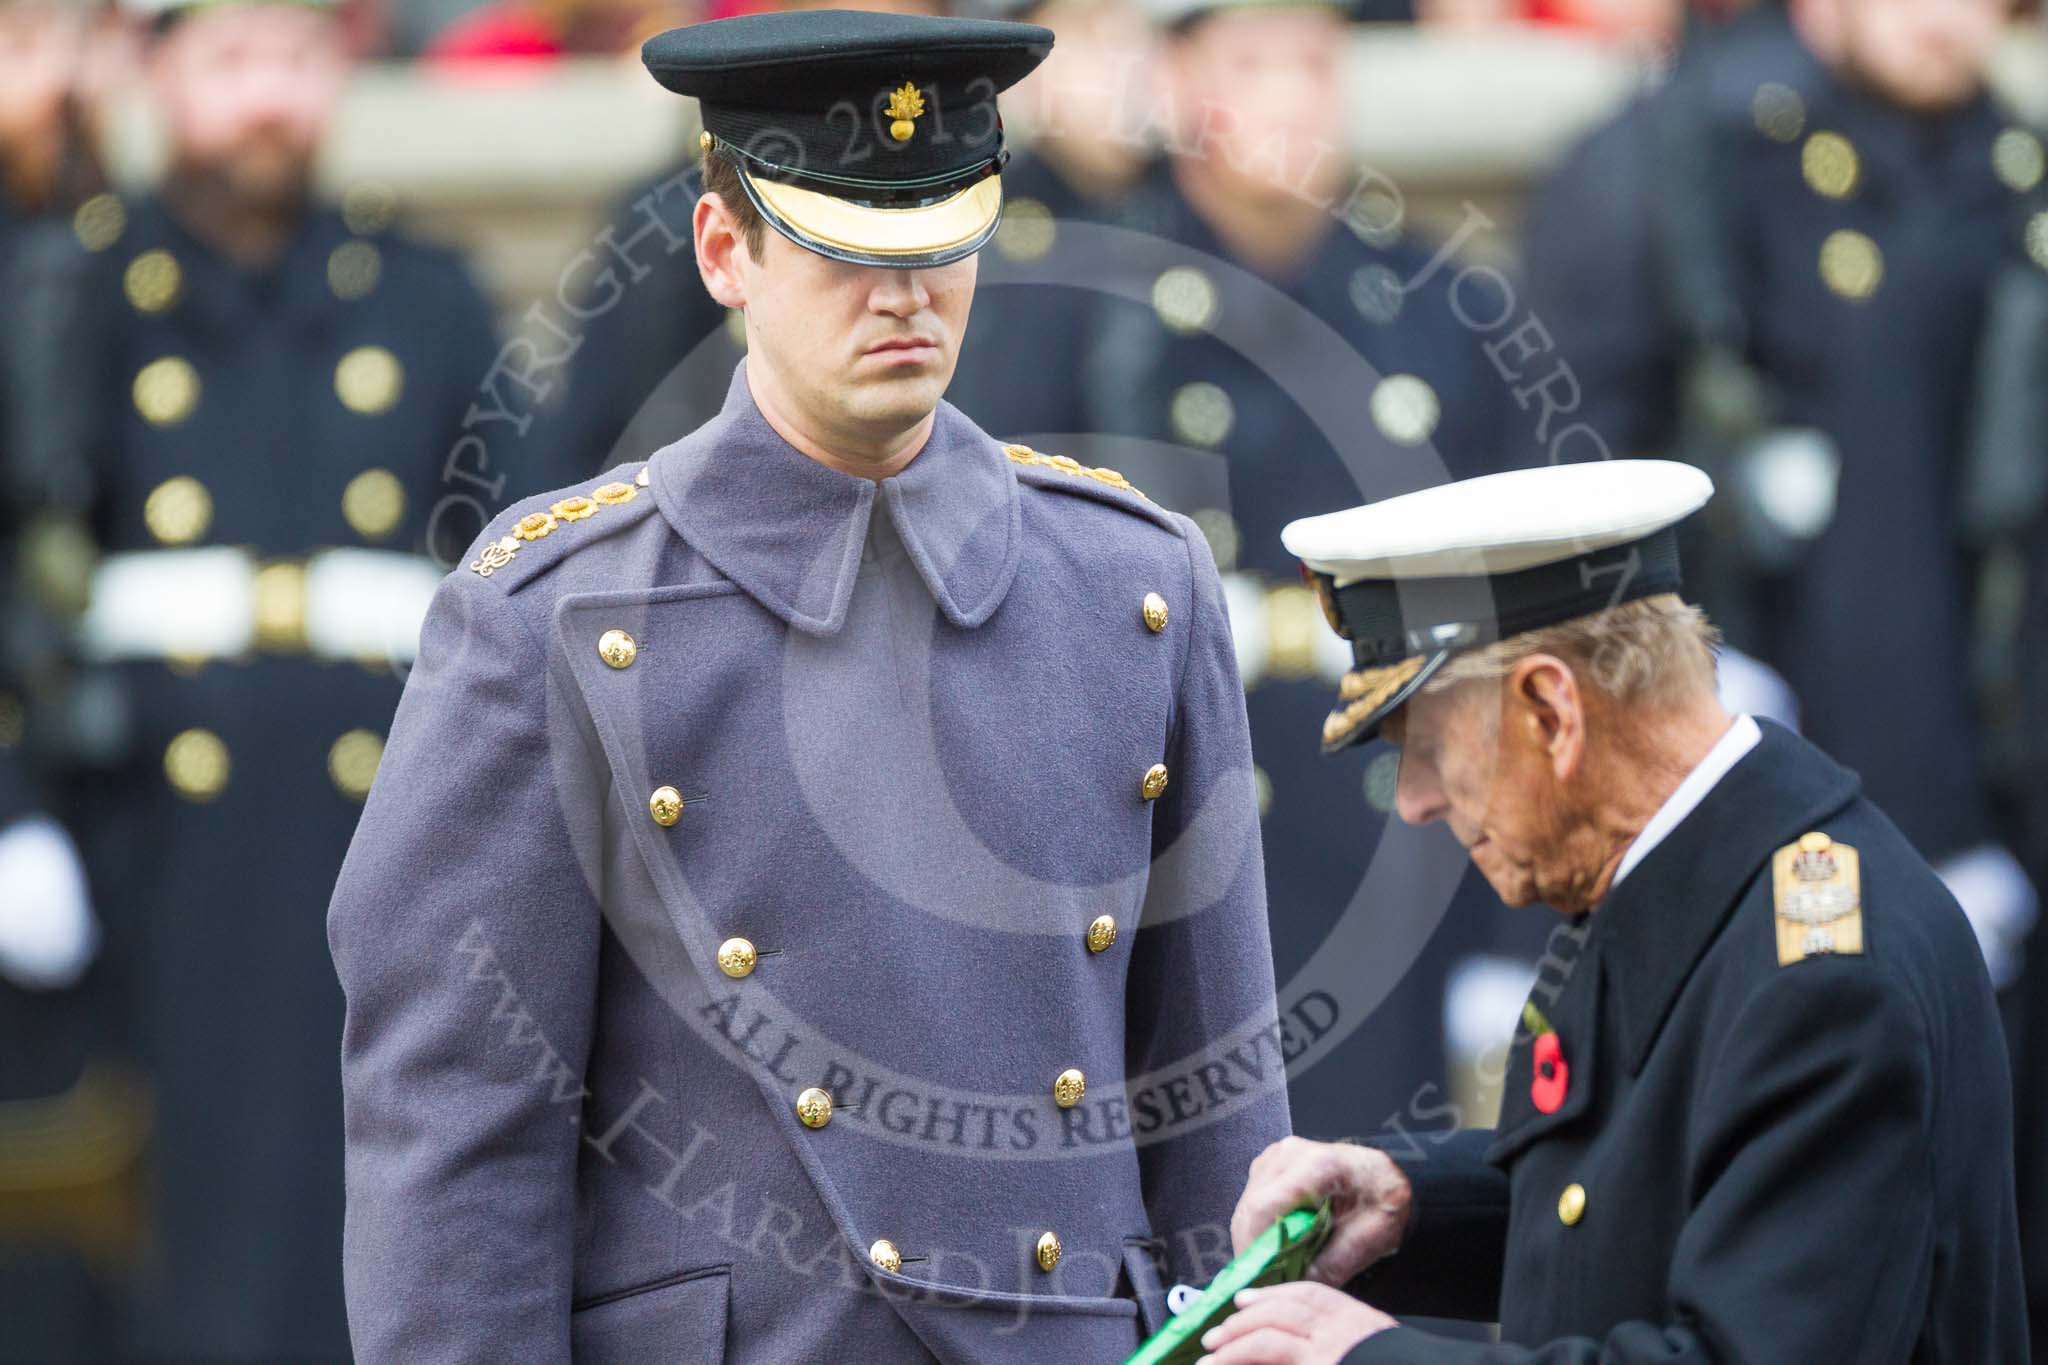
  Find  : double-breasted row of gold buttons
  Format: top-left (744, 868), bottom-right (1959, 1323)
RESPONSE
top-left (609, 583), bottom-right (1178, 1281)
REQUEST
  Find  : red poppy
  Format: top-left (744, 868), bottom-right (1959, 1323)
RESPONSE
top-left (1531, 1030), bottom-right (1569, 1114)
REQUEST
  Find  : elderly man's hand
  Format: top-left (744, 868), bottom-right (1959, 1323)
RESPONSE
top-left (1197, 1283), bottom-right (1397, 1363)
top-left (1230, 1137), bottom-right (1414, 1287)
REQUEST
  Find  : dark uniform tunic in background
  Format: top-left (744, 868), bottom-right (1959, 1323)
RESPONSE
top-left (61, 189), bottom-right (497, 1361)
top-left (0, 189), bottom-right (126, 1365)
top-left (535, 159), bottom-right (740, 491)
top-left (1521, 9), bottom-right (2044, 867)
top-left (1348, 723), bottom-right (2029, 1363)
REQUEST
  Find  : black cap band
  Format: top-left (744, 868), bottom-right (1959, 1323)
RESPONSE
top-left (1317, 527), bottom-right (1685, 669)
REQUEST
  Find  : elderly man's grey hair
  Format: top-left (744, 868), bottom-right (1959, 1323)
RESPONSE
top-left (1421, 593), bottom-right (1721, 709)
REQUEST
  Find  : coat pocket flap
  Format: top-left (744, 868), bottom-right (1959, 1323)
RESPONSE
top-left (571, 1264), bottom-right (731, 1363)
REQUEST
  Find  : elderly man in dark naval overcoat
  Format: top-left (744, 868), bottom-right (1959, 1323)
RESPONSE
top-left (327, 10), bottom-right (1290, 1362)
top-left (1205, 460), bottom-right (2027, 1363)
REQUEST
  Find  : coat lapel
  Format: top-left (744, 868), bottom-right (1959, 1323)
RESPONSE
top-left (645, 362), bottom-right (1020, 637)
top-left (1487, 722), bottom-right (1860, 1166)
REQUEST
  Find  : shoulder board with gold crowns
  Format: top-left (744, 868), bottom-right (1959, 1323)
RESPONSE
top-left (1771, 831), bottom-right (1864, 965)
top-left (1003, 444), bottom-right (1182, 536)
top-left (468, 465), bottom-right (656, 588)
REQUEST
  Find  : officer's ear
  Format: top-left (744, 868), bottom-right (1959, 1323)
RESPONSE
top-left (1506, 653), bottom-right (1585, 785)
top-left (694, 192), bottom-right (751, 310)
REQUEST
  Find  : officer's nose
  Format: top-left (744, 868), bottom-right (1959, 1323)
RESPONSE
top-left (1393, 747), bottom-right (1449, 828)
top-left (868, 269), bottom-right (931, 319)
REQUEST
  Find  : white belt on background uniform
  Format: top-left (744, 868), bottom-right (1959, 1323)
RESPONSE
top-left (79, 547), bottom-right (443, 666)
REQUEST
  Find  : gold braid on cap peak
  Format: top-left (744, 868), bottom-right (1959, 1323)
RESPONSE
top-left (1322, 655), bottom-right (1427, 744)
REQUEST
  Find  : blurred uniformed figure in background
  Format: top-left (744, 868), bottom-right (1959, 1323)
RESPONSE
top-left (54, 0), bottom-right (499, 1355)
top-left (2006, 116), bottom-right (2048, 1363)
top-left (1521, 0), bottom-right (2044, 995)
top-left (0, 2), bottom-right (131, 1359)
top-left (954, 0), bottom-right (1552, 1145)
top-left (943, 0), bottom-right (1153, 438)
top-left (538, 0), bottom-right (952, 491)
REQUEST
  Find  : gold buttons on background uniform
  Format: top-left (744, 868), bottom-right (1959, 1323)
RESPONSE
top-left (328, 240), bottom-right (382, 300)
top-left (869, 1239), bottom-right (903, 1273)
top-left (328, 729), bottom-right (385, 801)
top-left (1053, 1069), bottom-right (1086, 1109)
top-left (649, 786), bottom-right (685, 827)
top-left (1801, 131), bottom-right (1860, 199)
top-left (335, 345), bottom-right (404, 416)
top-left (1035, 1231), bottom-right (1062, 1272)
top-left (124, 249), bottom-right (182, 314)
top-left (1152, 266), bottom-right (1218, 336)
top-left (1142, 593), bottom-right (1169, 633)
top-left (1140, 764), bottom-right (1170, 802)
top-left (796, 1088), bottom-right (833, 1129)
top-left (1370, 374), bottom-right (1441, 446)
top-left (597, 629), bottom-right (638, 669)
top-left (342, 468), bottom-right (406, 540)
top-left (592, 481), bottom-right (638, 506)
top-left (164, 728), bottom-right (230, 802)
top-left (72, 193), bottom-right (125, 252)
top-left (1751, 82), bottom-right (1806, 142)
top-left (717, 937), bottom-right (757, 979)
top-left (134, 356), bottom-right (200, 427)
top-left (1558, 1183), bottom-right (1586, 1226)
top-left (1992, 127), bottom-right (2045, 193)
top-left (1169, 381), bottom-right (1234, 448)
top-left (1820, 229), bottom-right (1884, 301)
top-left (341, 181), bottom-right (398, 235)
top-left (993, 196), bottom-right (1054, 262)
top-left (1085, 915), bottom-right (1118, 954)
top-left (144, 476), bottom-right (212, 546)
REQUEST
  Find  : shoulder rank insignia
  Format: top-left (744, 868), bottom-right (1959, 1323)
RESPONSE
top-left (470, 470), bottom-right (649, 579)
top-left (1004, 444), bottom-right (1149, 500)
top-left (1772, 831), bottom-right (1863, 965)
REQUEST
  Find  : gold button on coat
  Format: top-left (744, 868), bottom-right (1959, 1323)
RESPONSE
top-left (1142, 593), bottom-right (1169, 633)
top-left (717, 937), bottom-right (757, 979)
top-left (1558, 1183), bottom-right (1587, 1226)
top-left (649, 786), bottom-right (684, 827)
top-left (1086, 915), bottom-right (1118, 954)
top-left (1053, 1069), bottom-right (1086, 1108)
top-left (1035, 1231), bottom-right (1062, 1272)
top-left (869, 1239), bottom-right (902, 1273)
top-left (1140, 764), bottom-right (1170, 802)
top-left (796, 1088), bottom-right (833, 1129)
top-left (598, 630), bottom-right (638, 669)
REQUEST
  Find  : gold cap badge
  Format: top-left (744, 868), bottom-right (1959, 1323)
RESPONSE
top-left (886, 82), bottom-right (925, 142)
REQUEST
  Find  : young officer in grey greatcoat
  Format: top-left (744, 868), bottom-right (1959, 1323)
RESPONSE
top-left (327, 10), bottom-right (1291, 1362)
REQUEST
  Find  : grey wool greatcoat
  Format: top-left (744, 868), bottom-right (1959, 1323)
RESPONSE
top-left (327, 362), bottom-right (1292, 1363)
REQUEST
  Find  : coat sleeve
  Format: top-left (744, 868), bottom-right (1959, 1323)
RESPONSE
top-left (1346, 1127), bottom-right (1509, 1322)
top-left (328, 570), bottom-right (605, 1363)
top-left (1343, 957), bottom-right (1943, 1364)
top-left (1125, 518), bottom-right (1293, 1290)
